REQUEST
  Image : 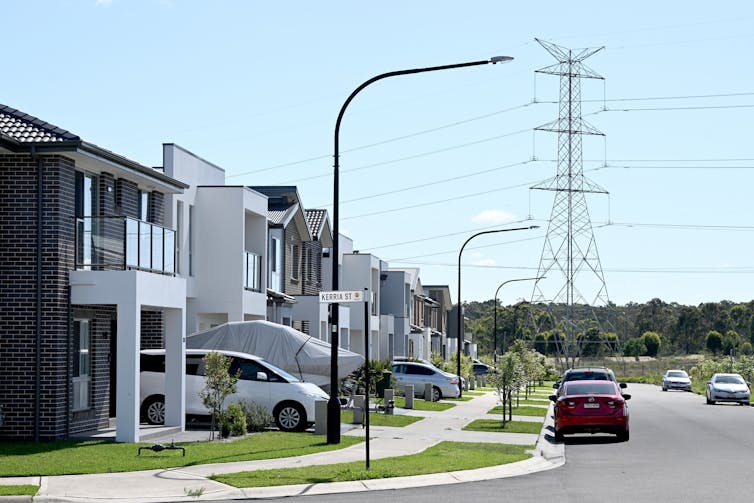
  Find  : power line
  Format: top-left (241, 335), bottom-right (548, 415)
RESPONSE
top-left (387, 260), bottom-right (754, 274)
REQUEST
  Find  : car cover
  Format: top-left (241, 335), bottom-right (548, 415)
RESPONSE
top-left (186, 320), bottom-right (364, 390)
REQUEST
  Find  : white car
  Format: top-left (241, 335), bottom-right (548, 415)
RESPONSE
top-left (661, 369), bottom-right (692, 392)
top-left (391, 361), bottom-right (461, 401)
top-left (706, 373), bottom-right (750, 406)
top-left (140, 349), bottom-right (329, 431)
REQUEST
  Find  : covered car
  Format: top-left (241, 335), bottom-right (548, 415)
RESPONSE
top-left (186, 321), bottom-right (364, 391)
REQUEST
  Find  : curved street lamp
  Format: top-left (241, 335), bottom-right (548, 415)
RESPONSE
top-left (493, 276), bottom-right (544, 359)
top-left (456, 226), bottom-right (538, 396)
top-left (328, 55), bottom-right (514, 444)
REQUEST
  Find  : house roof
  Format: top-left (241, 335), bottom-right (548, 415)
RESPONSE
top-left (0, 103), bottom-right (187, 190)
top-left (305, 209), bottom-right (327, 237)
top-left (0, 104), bottom-right (80, 143)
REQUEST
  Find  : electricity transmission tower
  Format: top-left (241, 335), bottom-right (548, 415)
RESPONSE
top-left (529, 38), bottom-right (611, 366)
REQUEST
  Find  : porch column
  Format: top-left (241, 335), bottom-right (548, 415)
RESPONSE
top-left (116, 302), bottom-right (140, 443)
top-left (164, 307), bottom-right (185, 427)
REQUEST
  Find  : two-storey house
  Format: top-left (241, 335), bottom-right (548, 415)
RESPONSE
top-left (0, 105), bottom-right (187, 442)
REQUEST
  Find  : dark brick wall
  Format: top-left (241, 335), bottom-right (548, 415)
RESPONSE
top-left (149, 191), bottom-right (165, 226)
top-left (115, 179), bottom-right (139, 218)
top-left (141, 310), bottom-right (164, 349)
top-left (0, 154), bottom-right (76, 440)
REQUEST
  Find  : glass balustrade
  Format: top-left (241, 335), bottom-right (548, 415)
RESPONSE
top-left (75, 216), bottom-right (176, 275)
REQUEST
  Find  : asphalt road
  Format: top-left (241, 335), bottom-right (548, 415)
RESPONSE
top-left (233, 383), bottom-right (754, 503)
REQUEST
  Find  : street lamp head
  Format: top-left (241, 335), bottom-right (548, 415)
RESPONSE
top-left (490, 56), bottom-right (514, 64)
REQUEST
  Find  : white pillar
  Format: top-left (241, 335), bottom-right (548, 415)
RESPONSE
top-left (116, 302), bottom-right (140, 443)
top-left (164, 308), bottom-right (186, 428)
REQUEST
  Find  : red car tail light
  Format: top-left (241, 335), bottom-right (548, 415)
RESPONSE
top-left (607, 399), bottom-right (624, 408)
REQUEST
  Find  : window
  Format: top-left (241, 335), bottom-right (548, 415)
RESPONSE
top-left (72, 320), bottom-right (91, 411)
top-left (291, 244), bottom-right (299, 280)
top-left (75, 172), bottom-right (98, 269)
top-left (270, 237), bottom-right (281, 288)
top-left (176, 201), bottom-right (183, 274)
top-left (138, 190), bottom-right (149, 222)
top-left (230, 358), bottom-right (282, 382)
top-left (188, 205), bottom-right (194, 276)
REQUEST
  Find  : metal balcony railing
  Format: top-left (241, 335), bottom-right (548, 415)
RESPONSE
top-left (244, 251), bottom-right (263, 292)
top-left (74, 216), bottom-right (175, 275)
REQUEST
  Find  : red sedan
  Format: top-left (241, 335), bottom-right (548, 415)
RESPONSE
top-left (549, 380), bottom-right (631, 441)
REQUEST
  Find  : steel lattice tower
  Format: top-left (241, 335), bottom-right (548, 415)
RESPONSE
top-left (530, 39), bottom-right (610, 364)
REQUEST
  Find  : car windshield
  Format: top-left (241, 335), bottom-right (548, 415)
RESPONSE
top-left (259, 359), bottom-right (300, 382)
top-left (565, 382), bottom-right (617, 395)
top-left (667, 371), bottom-right (688, 378)
top-left (715, 375), bottom-right (745, 384)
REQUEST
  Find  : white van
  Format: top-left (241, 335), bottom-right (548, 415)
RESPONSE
top-left (139, 349), bottom-right (329, 432)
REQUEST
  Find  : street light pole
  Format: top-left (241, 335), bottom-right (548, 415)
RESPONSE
top-left (493, 276), bottom-right (544, 359)
top-left (328, 56), bottom-right (513, 444)
top-left (456, 226), bottom-right (538, 397)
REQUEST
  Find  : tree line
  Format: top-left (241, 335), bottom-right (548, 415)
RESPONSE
top-left (464, 297), bottom-right (754, 357)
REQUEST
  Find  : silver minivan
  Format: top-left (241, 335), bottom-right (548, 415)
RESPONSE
top-left (140, 349), bottom-right (329, 431)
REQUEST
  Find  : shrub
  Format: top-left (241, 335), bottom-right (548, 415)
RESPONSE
top-left (240, 400), bottom-right (273, 432)
top-left (221, 402), bottom-right (248, 437)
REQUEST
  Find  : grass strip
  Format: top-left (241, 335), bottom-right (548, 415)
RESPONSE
top-left (442, 396), bottom-right (474, 402)
top-left (463, 391), bottom-right (485, 396)
top-left (211, 441), bottom-right (533, 488)
top-left (394, 396), bottom-right (455, 411)
top-left (486, 405), bottom-right (548, 417)
top-left (0, 485), bottom-right (38, 496)
top-left (463, 419), bottom-right (543, 434)
top-left (340, 410), bottom-right (423, 427)
top-left (0, 432), bottom-right (363, 477)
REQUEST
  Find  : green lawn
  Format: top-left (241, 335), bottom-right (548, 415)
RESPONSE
top-left (394, 396), bottom-right (455, 411)
top-left (442, 396), bottom-right (474, 402)
top-left (212, 441), bottom-right (534, 487)
top-left (0, 485), bottom-right (38, 496)
top-left (486, 405), bottom-right (549, 417)
top-left (463, 419), bottom-right (543, 434)
top-left (341, 410), bottom-right (424, 427)
top-left (0, 432), bottom-right (363, 477)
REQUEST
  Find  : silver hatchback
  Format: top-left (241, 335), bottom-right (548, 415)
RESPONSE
top-left (391, 361), bottom-right (461, 401)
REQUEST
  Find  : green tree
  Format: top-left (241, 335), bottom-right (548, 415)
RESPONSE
top-left (722, 330), bottom-right (741, 355)
top-left (706, 330), bottom-right (723, 355)
top-left (199, 352), bottom-right (240, 440)
top-left (623, 337), bottom-right (647, 359)
top-left (487, 352), bottom-right (525, 426)
top-left (642, 331), bottom-right (662, 357)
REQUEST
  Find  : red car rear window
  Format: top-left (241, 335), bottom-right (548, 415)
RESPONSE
top-left (564, 382), bottom-right (617, 395)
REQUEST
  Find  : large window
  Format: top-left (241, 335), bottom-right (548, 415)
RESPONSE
top-left (72, 320), bottom-right (91, 411)
top-left (188, 205), bottom-right (194, 276)
top-left (270, 237), bottom-right (281, 289)
top-left (75, 172), bottom-right (98, 269)
top-left (138, 190), bottom-right (149, 222)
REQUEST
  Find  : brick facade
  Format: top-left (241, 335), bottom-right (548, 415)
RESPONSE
top-left (0, 153), bottom-right (169, 441)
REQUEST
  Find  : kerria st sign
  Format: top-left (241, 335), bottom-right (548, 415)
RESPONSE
top-left (319, 290), bottom-right (364, 303)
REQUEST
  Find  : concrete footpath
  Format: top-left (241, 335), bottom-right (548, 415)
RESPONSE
top-left (2, 391), bottom-right (564, 502)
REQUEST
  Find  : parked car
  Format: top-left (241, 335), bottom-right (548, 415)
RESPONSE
top-left (140, 349), bottom-right (329, 432)
top-left (549, 380), bottom-right (631, 442)
top-left (391, 361), bottom-right (461, 401)
top-left (553, 366), bottom-right (627, 394)
top-left (392, 356), bottom-right (465, 390)
top-left (706, 373), bottom-right (750, 405)
top-left (661, 369), bottom-right (692, 392)
top-left (472, 361), bottom-right (494, 375)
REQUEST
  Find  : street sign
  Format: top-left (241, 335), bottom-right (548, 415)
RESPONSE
top-left (319, 290), bottom-right (364, 303)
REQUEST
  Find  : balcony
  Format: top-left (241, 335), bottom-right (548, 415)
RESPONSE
top-left (244, 251), bottom-right (263, 293)
top-left (74, 216), bottom-right (175, 275)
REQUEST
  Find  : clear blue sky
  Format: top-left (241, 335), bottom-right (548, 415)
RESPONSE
top-left (5, 1), bottom-right (754, 307)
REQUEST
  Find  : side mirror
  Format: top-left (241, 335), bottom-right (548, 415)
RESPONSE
top-left (256, 371), bottom-right (268, 381)
top-left (548, 395), bottom-right (557, 402)
top-left (619, 382), bottom-right (627, 389)
top-left (552, 382), bottom-right (560, 389)
top-left (622, 394), bottom-right (632, 400)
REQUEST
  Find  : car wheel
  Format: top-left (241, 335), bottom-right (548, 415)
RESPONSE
top-left (662, 386), bottom-right (667, 391)
top-left (431, 386), bottom-right (442, 402)
top-left (706, 393), bottom-right (715, 405)
top-left (617, 429), bottom-right (629, 442)
top-left (554, 429), bottom-right (564, 442)
top-left (141, 395), bottom-right (166, 425)
top-left (274, 402), bottom-right (306, 432)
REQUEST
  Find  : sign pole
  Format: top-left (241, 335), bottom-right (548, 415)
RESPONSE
top-left (364, 288), bottom-right (370, 470)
